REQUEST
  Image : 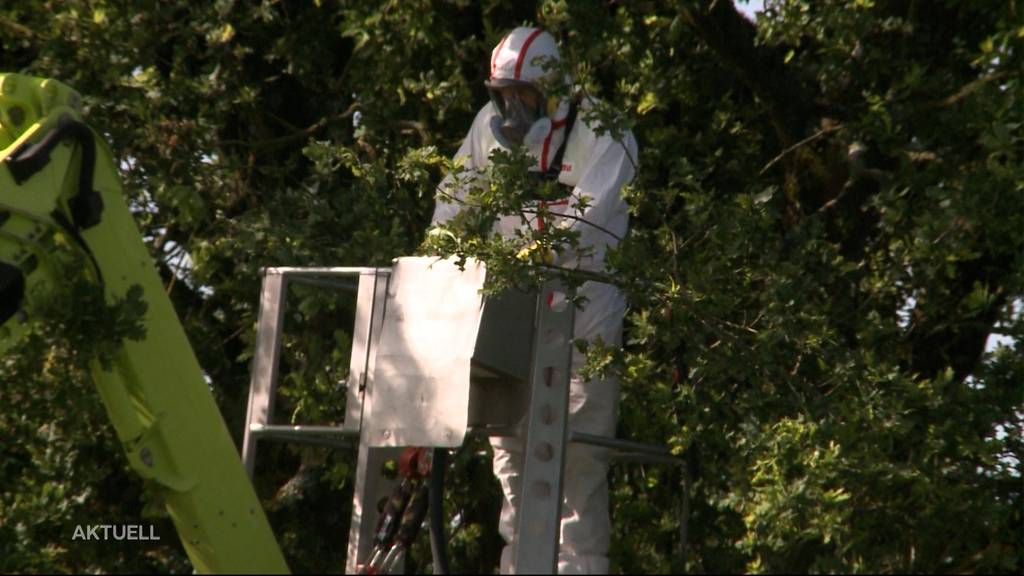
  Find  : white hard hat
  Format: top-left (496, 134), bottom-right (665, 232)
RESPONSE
top-left (487, 27), bottom-right (561, 89)
top-left (484, 27), bottom-right (569, 149)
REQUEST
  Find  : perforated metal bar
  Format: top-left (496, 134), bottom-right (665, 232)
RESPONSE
top-left (511, 281), bottom-right (575, 574)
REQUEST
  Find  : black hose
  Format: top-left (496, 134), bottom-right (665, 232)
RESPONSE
top-left (429, 447), bottom-right (450, 575)
top-left (0, 261), bottom-right (25, 325)
top-left (5, 115), bottom-right (103, 229)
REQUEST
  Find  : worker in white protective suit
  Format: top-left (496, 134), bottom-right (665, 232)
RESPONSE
top-left (430, 27), bottom-right (638, 575)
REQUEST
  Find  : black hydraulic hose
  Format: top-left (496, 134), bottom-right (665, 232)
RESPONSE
top-left (429, 447), bottom-right (450, 575)
top-left (0, 261), bottom-right (25, 325)
top-left (5, 114), bottom-right (103, 230)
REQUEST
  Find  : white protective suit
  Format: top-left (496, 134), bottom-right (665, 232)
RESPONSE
top-left (431, 27), bottom-right (638, 575)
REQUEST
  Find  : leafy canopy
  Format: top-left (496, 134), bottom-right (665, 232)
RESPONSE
top-left (1, 0), bottom-right (1020, 573)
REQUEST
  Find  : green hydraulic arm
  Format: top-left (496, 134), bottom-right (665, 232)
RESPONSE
top-left (0, 73), bottom-right (288, 573)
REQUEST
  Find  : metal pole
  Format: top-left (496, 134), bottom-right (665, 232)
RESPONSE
top-left (511, 280), bottom-right (575, 574)
top-left (241, 270), bottom-right (288, 478)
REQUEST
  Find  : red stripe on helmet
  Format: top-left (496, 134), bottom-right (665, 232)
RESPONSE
top-left (491, 33), bottom-right (510, 78)
top-left (514, 28), bottom-right (545, 80)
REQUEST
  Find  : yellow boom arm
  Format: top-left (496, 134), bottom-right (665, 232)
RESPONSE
top-left (0, 74), bottom-right (288, 573)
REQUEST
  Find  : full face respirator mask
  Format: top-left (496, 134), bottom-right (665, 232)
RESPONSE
top-left (485, 82), bottom-right (551, 149)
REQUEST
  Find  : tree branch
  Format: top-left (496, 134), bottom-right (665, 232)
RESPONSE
top-left (759, 124), bottom-right (845, 175)
top-left (927, 71), bottom-right (1011, 108)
